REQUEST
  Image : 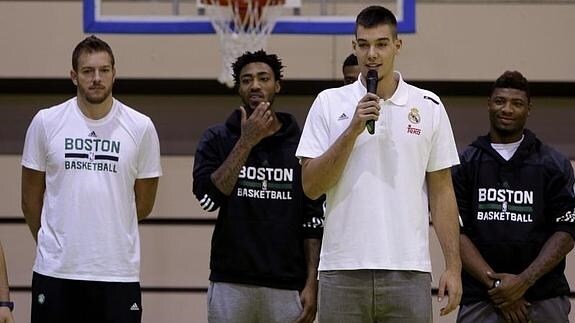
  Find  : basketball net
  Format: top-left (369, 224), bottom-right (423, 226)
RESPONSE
top-left (201, 0), bottom-right (285, 87)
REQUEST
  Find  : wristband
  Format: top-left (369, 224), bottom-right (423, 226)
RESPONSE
top-left (0, 301), bottom-right (13, 311)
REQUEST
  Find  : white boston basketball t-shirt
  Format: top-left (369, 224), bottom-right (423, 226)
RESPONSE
top-left (22, 97), bottom-right (162, 282)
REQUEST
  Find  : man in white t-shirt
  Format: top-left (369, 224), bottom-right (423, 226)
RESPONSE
top-left (21, 36), bottom-right (162, 323)
top-left (296, 5), bottom-right (462, 322)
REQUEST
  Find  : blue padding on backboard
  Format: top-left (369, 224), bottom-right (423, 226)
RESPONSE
top-left (84, 0), bottom-right (415, 35)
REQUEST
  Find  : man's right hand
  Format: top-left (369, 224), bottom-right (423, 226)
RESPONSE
top-left (347, 93), bottom-right (380, 137)
top-left (239, 103), bottom-right (276, 146)
top-left (487, 272), bottom-right (530, 308)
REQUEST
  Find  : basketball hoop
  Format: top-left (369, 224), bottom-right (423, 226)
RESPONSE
top-left (201, 0), bottom-right (286, 87)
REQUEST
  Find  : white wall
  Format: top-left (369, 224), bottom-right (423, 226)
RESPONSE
top-left (0, 1), bottom-right (573, 80)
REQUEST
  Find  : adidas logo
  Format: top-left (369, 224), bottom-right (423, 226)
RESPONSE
top-left (337, 113), bottom-right (349, 121)
top-left (130, 303), bottom-right (140, 311)
top-left (88, 130), bottom-right (97, 137)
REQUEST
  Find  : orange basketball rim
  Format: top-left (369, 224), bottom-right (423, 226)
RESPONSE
top-left (201, 0), bottom-right (286, 23)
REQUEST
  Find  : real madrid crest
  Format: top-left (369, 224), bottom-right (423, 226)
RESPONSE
top-left (408, 108), bottom-right (421, 124)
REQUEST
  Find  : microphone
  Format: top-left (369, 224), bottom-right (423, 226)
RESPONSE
top-left (366, 69), bottom-right (378, 135)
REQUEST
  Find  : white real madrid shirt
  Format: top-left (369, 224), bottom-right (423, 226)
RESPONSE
top-left (22, 97), bottom-right (162, 282)
top-left (296, 72), bottom-right (459, 272)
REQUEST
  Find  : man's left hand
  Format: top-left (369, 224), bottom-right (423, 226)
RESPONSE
top-left (437, 268), bottom-right (462, 316)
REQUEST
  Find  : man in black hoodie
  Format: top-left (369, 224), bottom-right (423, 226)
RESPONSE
top-left (193, 50), bottom-right (323, 323)
top-left (453, 71), bottom-right (575, 323)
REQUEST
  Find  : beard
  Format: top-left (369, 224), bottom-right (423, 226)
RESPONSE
top-left (241, 92), bottom-right (275, 111)
top-left (79, 85), bottom-right (113, 104)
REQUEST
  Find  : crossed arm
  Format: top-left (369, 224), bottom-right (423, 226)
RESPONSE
top-left (487, 231), bottom-right (574, 307)
top-left (461, 229), bottom-right (573, 322)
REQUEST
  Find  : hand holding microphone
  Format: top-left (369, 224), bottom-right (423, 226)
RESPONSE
top-left (366, 70), bottom-right (378, 135)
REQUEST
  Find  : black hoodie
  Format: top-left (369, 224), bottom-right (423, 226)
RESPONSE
top-left (453, 129), bottom-right (575, 304)
top-left (193, 109), bottom-right (323, 290)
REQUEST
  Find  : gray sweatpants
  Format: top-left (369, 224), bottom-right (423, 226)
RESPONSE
top-left (207, 282), bottom-right (303, 323)
top-left (457, 296), bottom-right (570, 323)
top-left (318, 269), bottom-right (432, 323)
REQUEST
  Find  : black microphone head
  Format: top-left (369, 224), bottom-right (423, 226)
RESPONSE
top-left (366, 70), bottom-right (378, 94)
top-left (367, 69), bottom-right (378, 80)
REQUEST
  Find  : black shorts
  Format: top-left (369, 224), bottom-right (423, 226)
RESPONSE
top-left (31, 272), bottom-right (142, 323)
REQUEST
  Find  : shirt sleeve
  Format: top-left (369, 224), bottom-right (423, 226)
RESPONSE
top-left (296, 93), bottom-right (330, 160)
top-left (302, 194), bottom-right (324, 239)
top-left (451, 155), bottom-right (472, 234)
top-left (21, 110), bottom-right (48, 172)
top-left (426, 96), bottom-right (460, 172)
top-left (137, 118), bottom-right (162, 179)
top-left (192, 129), bottom-right (227, 213)
top-left (548, 155), bottom-right (575, 238)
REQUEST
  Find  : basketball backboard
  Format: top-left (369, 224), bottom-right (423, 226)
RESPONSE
top-left (83, 0), bottom-right (415, 35)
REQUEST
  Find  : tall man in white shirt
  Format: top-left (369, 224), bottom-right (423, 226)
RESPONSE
top-left (21, 36), bottom-right (162, 323)
top-left (296, 5), bottom-right (462, 322)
